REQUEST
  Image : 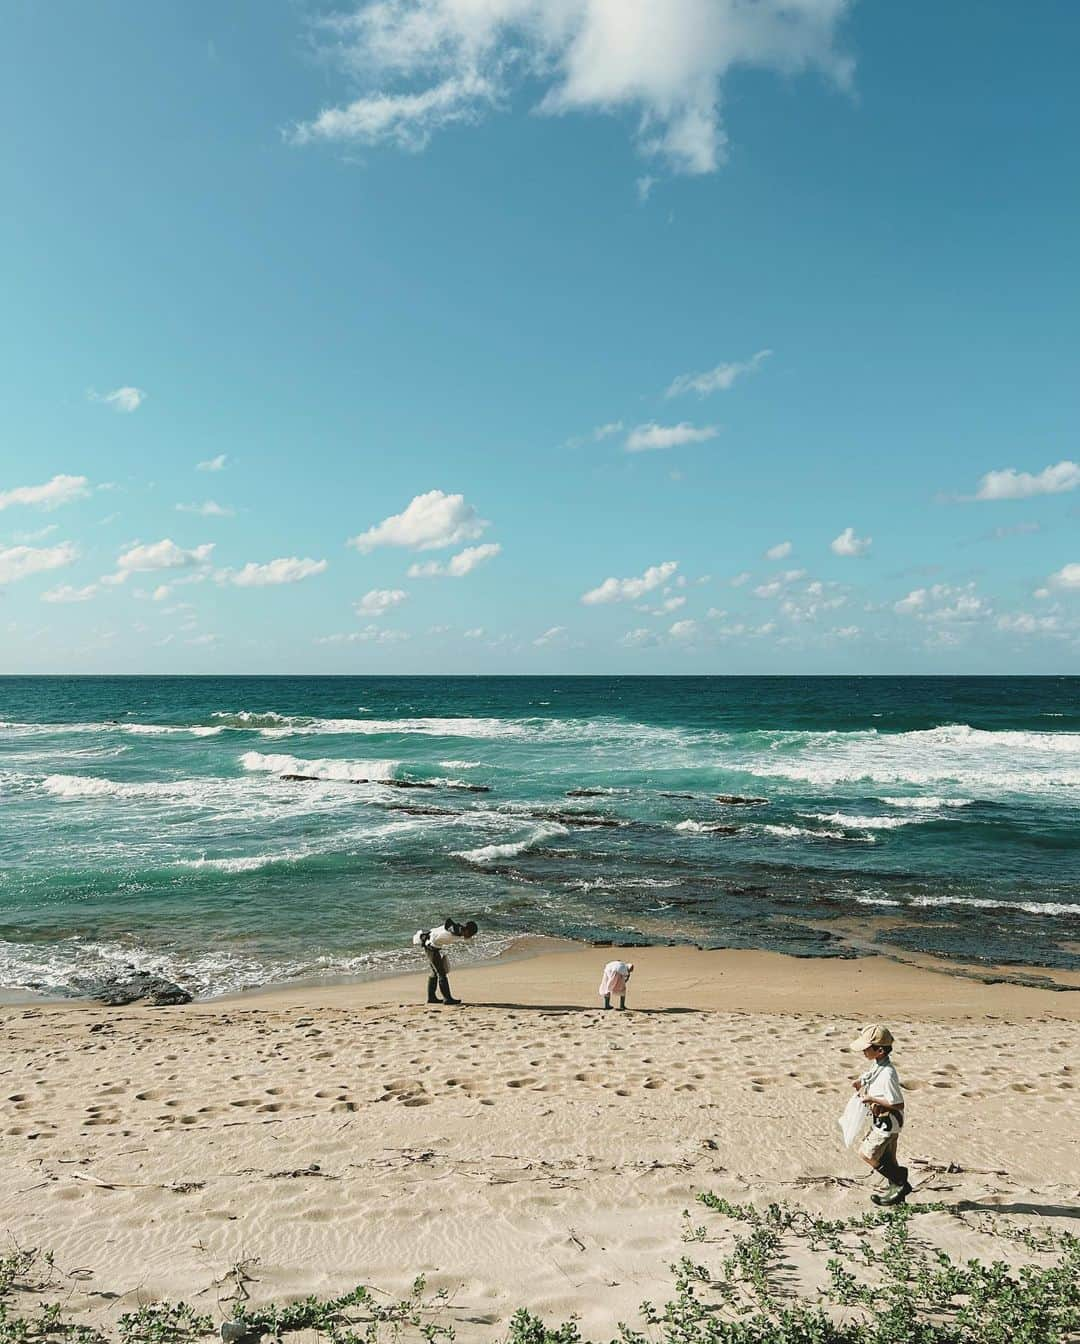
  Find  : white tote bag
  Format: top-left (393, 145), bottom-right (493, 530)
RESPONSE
top-left (838, 1093), bottom-right (869, 1148)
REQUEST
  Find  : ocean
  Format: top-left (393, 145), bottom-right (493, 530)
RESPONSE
top-left (0, 675), bottom-right (1077, 999)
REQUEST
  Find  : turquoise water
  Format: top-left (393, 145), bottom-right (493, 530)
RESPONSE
top-left (1, 676), bottom-right (1077, 997)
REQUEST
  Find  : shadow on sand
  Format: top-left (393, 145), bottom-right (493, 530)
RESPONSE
top-left (457, 1002), bottom-right (702, 1015)
top-left (954, 1200), bottom-right (1080, 1220)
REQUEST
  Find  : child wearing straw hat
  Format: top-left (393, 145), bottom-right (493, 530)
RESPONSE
top-left (850, 1023), bottom-right (911, 1205)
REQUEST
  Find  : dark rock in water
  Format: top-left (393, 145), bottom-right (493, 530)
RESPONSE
top-left (387, 804), bottom-right (454, 816)
top-left (565, 788), bottom-right (611, 798)
top-left (694, 823), bottom-right (739, 835)
top-left (702, 922), bottom-right (860, 959)
top-left (280, 774), bottom-right (439, 789)
top-left (714, 794), bottom-right (769, 806)
top-left (660, 792), bottom-right (696, 800)
top-left (876, 922), bottom-right (1079, 974)
top-left (530, 808), bottom-right (623, 828)
top-left (445, 783), bottom-right (491, 793)
top-left (79, 971), bottom-right (193, 1007)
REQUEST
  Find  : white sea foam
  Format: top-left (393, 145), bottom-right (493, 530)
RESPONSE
top-left (740, 723), bottom-right (1080, 796)
top-left (910, 895), bottom-right (1080, 917)
top-left (674, 819), bottom-right (738, 834)
top-left (1, 720), bottom-right (220, 739)
top-left (43, 773), bottom-right (191, 800)
top-left (176, 852), bottom-right (308, 873)
top-left (454, 823), bottom-right (567, 864)
top-left (440, 760), bottom-right (483, 769)
top-left (758, 823), bottom-right (872, 842)
top-left (239, 751), bottom-right (400, 782)
top-left (800, 811), bottom-right (923, 831)
top-left (879, 796), bottom-right (975, 810)
top-left (212, 710), bottom-right (545, 739)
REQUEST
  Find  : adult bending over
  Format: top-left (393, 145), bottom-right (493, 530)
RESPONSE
top-left (413, 918), bottom-right (478, 1005)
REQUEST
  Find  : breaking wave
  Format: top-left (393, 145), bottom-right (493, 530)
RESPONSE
top-left (801, 811), bottom-right (926, 831)
top-left (740, 723), bottom-right (1080, 795)
top-left (238, 751), bottom-right (401, 782)
top-left (454, 823), bottom-right (567, 865)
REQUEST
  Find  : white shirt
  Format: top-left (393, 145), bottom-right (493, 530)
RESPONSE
top-left (860, 1059), bottom-right (904, 1108)
top-left (413, 925), bottom-right (467, 949)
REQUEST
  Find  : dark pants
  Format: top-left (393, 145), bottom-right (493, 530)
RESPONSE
top-left (424, 944), bottom-right (453, 1002)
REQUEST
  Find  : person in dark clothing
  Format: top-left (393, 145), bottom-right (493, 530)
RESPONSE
top-left (412, 919), bottom-right (478, 1004)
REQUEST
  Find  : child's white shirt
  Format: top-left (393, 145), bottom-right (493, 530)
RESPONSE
top-left (860, 1059), bottom-right (904, 1107)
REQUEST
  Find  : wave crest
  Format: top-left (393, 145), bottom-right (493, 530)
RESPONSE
top-left (239, 751), bottom-right (400, 782)
top-left (454, 823), bottom-right (567, 865)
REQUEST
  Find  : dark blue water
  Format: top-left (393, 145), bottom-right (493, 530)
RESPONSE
top-left (1, 676), bottom-right (1077, 997)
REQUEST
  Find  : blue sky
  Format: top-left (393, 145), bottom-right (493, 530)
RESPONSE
top-left (2, 0), bottom-right (1078, 674)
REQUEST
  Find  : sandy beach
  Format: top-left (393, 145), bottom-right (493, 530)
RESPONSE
top-left (1, 943), bottom-right (1077, 1340)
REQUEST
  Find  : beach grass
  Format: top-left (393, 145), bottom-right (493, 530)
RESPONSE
top-left (4, 1197), bottom-right (1078, 1344)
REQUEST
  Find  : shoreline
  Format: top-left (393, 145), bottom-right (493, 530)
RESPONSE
top-left (9, 938), bottom-right (1079, 1019)
top-left (4, 931), bottom-right (1079, 1012)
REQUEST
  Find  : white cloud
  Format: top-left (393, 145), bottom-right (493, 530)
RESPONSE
top-left (565, 420), bottom-right (626, 449)
top-left (832, 625), bottom-right (860, 639)
top-left (104, 539), bottom-right (215, 585)
top-left (294, 72), bottom-right (498, 152)
top-left (0, 474), bottom-right (90, 512)
top-left (292, 1), bottom-right (854, 176)
top-left (0, 542), bottom-right (78, 585)
top-left (221, 557), bottom-right (328, 587)
top-left (669, 618), bottom-right (700, 640)
top-left (894, 589), bottom-right (926, 614)
top-left (348, 489), bottom-right (488, 553)
top-left (197, 454), bottom-right (228, 472)
top-left (666, 349), bottom-right (772, 398)
top-left (40, 583), bottom-right (98, 604)
top-left (186, 633), bottom-right (218, 647)
top-left (779, 582), bottom-right (845, 622)
top-left (90, 387), bottom-right (145, 413)
top-left (895, 582), bottom-right (989, 627)
top-left (176, 501), bottom-right (235, 518)
top-left (637, 593), bottom-right (687, 616)
top-left (582, 560), bottom-right (678, 605)
top-left (1048, 563), bottom-right (1080, 590)
top-left (621, 627), bottom-right (661, 648)
top-left (625, 422), bottom-right (718, 453)
top-left (463, 627), bottom-right (486, 639)
top-left (925, 593), bottom-right (990, 623)
top-left (753, 568), bottom-right (806, 599)
top-left (712, 619), bottom-right (776, 639)
top-left (986, 521), bottom-right (1041, 540)
top-left (636, 175), bottom-right (655, 202)
top-left (729, 571), bottom-right (751, 588)
top-left (408, 542), bottom-right (501, 577)
top-left (764, 540), bottom-right (792, 561)
top-left (974, 460), bottom-right (1080, 501)
top-left (830, 526), bottom-right (871, 557)
top-left (533, 625), bottom-right (568, 646)
top-left (317, 626), bottom-right (410, 645)
top-left (355, 587), bottom-right (409, 616)
top-left (996, 612), bottom-right (1061, 635)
